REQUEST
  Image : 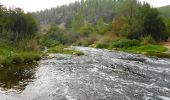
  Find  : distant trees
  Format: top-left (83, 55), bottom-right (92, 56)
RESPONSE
top-left (71, 13), bottom-right (84, 32)
top-left (33, 0), bottom-right (117, 25)
top-left (111, 1), bottom-right (168, 41)
top-left (158, 5), bottom-right (170, 17)
top-left (33, 0), bottom-right (169, 42)
top-left (95, 17), bottom-right (108, 35)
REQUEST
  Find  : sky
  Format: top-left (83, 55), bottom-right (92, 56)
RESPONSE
top-left (1, 0), bottom-right (170, 12)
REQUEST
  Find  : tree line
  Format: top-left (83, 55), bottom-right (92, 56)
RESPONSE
top-left (34, 0), bottom-right (170, 42)
top-left (0, 4), bottom-right (37, 45)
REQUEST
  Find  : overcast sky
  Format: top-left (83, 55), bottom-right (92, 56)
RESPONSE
top-left (1, 0), bottom-right (170, 12)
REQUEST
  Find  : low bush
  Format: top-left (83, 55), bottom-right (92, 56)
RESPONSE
top-left (73, 35), bottom-right (101, 47)
top-left (0, 47), bottom-right (41, 66)
top-left (140, 35), bottom-right (156, 45)
top-left (111, 39), bottom-right (140, 48)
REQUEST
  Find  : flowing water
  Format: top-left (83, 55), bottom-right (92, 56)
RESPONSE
top-left (0, 47), bottom-right (170, 100)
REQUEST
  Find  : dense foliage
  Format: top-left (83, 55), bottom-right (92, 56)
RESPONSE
top-left (0, 4), bottom-right (41, 66)
top-left (158, 5), bottom-right (170, 17)
top-left (33, 0), bottom-right (118, 25)
top-left (0, 5), bottom-right (38, 46)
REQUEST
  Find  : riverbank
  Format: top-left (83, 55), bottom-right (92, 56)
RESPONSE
top-left (93, 39), bottom-right (170, 58)
top-left (161, 42), bottom-right (170, 53)
top-left (118, 44), bottom-right (170, 58)
top-left (0, 47), bottom-right (41, 66)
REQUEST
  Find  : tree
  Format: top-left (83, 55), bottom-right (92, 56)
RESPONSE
top-left (71, 13), bottom-right (84, 32)
top-left (136, 3), bottom-right (168, 41)
top-left (0, 5), bottom-right (38, 44)
top-left (95, 17), bottom-right (107, 35)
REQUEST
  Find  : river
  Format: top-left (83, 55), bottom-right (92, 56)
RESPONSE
top-left (0, 47), bottom-right (170, 100)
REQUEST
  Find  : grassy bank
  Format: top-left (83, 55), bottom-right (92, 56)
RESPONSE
top-left (0, 47), bottom-right (41, 66)
top-left (119, 44), bottom-right (170, 58)
top-left (47, 45), bottom-right (84, 56)
top-left (94, 39), bottom-right (170, 58)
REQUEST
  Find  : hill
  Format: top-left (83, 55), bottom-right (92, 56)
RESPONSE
top-left (158, 5), bottom-right (170, 17)
top-left (32, 0), bottom-right (119, 26)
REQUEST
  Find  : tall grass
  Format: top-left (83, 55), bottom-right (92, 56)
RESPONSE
top-left (47, 45), bottom-right (84, 56)
top-left (0, 47), bottom-right (41, 66)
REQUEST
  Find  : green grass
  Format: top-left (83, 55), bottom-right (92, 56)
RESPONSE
top-left (120, 44), bottom-right (170, 58)
top-left (93, 38), bottom-right (170, 58)
top-left (47, 45), bottom-right (84, 56)
top-left (0, 47), bottom-right (42, 66)
top-left (123, 44), bottom-right (167, 53)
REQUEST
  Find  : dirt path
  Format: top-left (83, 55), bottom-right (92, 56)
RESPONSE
top-left (160, 42), bottom-right (170, 54)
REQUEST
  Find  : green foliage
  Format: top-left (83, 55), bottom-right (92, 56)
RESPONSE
top-left (39, 25), bottom-right (69, 47)
top-left (0, 5), bottom-right (38, 46)
top-left (8, 52), bottom-right (41, 64)
top-left (94, 36), bottom-right (114, 49)
top-left (111, 39), bottom-right (140, 48)
top-left (125, 44), bottom-right (167, 53)
top-left (132, 3), bottom-right (168, 41)
top-left (79, 22), bottom-right (93, 36)
top-left (74, 35), bottom-right (100, 47)
top-left (33, 0), bottom-right (116, 25)
top-left (71, 13), bottom-right (84, 32)
top-left (95, 17), bottom-right (108, 35)
top-left (47, 45), bottom-right (84, 56)
top-left (158, 5), bottom-right (170, 17)
top-left (140, 35), bottom-right (156, 45)
top-left (0, 47), bottom-right (41, 66)
top-left (162, 17), bottom-right (170, 36)
top-left (118, 44), bottom-right (169, 58)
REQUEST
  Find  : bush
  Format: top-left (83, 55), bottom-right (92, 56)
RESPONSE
top-left (140, 35), bottom-right (156, 45)
top-left (74, 35), bottom-right (100, 47)
top-left (8, 52), bottom-right (41, 65)
top-left (95, 43), bottom-right (109, 49)
top-left (94, 36), bottom-right (114, 49)
top-left (111, 39), bottom-right (140, 48)
top-left (40, 37), bottom-right (60, 48)
top-left (0, 55), bottom-right (8, 66)
top-left (0, 48), bottom-right (41, 66)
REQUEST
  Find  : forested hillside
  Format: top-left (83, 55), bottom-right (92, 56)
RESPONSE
top-left (158, 5), bottom-right (170, 17)
top-left (34, 0), bottom-right (170, 58)
top-left (33, 0), bottom-right (119, 25)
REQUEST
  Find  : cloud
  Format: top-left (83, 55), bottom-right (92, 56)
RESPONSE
top-left (1, 0), bottom-right (80, 12)
top-left (140, 0), bottom-right (170, 7)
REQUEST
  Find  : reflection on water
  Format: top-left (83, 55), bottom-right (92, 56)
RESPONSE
top-left (0, 63), bottom-right (37, 91)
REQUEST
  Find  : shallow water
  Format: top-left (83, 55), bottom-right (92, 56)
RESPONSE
top-left (0, 47), bottom-right (170, 100)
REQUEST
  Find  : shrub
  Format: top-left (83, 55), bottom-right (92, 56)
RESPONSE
top-left (40, 36), bottom-right (60, 48)
top-left (140, 35), bottom-right (156, 45)
top-left (0, 55), bottom-right (7, 66)
top-left (111, 39), bottom-right (140, 48)
top-left (0, 51), bottom-right (41, 66)
top-left (95, 43), bottom-right (109, 49)
top-left (74, 35), bottom-right (100, 47)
